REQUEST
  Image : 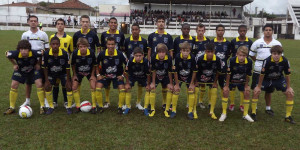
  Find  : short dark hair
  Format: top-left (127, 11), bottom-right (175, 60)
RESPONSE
top-left (27, 15), bottom-right (38, 22)
top-left (270, 45), bottom-right (283, 54)
top-left (196, 23), bottom-right (205, 30)
top-left (109, 17), bottom-right (118, 23)
top-left (55, 18), bottom-right (65, 25)
top-left (205, 43), bottom-right (215, 51)
top-left (238, 25), bottom-right (247, 31)
top-left (107, 37), bottom-right (116, 43)
top-left (132, 23), bottom-right (140, 29)
top-left (263, 24), bottom-right (273, 31)
top-left (216, 24), bottom-right (225, 31)
top-left (50, 36), bottom-right (60, 44)
top-left (133, 47), bottom-right (144, 55)
top-left (181, 23), bottom-right (190, 29)
top-left (17, 40), bottom-right (31, 51)
top-left (80, 15), bottom-right (90, 21)
top-left (156, 15), bottom-right (165, 22)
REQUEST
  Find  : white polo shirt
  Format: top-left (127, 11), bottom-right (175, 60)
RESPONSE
top-left (249, 38), bottom-right (282, 73)
top-left (21, 29), bottom-right (49, 51)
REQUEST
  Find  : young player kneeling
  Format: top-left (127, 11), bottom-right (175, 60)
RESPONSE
top-left (170, 42), bottom-right (197, 119)
top-left (43, 37), bottom-right (73, 115)
top-left (124, 47), bottom-right (151, 114)
top-left (252, 45), bottom-right (295, 124)
top-left (4, 40), bottom-right (46, 115)
top-left (221, 46), bottom-right (254, 122)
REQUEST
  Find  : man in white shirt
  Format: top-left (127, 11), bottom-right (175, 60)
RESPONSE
top-left (20, 15), bottom-right (49, 107)
top-left (249, 24), bottom-right (282, 120)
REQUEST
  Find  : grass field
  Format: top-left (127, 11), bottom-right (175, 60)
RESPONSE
top-left (0, 30), bottom-right (299, 149)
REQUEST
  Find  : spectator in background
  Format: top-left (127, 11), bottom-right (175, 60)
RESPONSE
top-left (67, 16), bottom-right (71, 26)
top-left (73, 16), bottom-right (78, 26)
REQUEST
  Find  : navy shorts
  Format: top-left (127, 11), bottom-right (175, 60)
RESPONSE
top-left (229, 83), bottom-right (245, 91)
top-left (48, 74), bottom-right (67, 86)
top-left (155, 76), bottom-right (170, 88)
top-left (11, 70), bottom-right (41, 84)
top-left (218, 74), bottom-right (226, 88)
top-left (76, 74), bottom-right (91, 83)
top-left (98, 78), bottom-right (124, 89)
top-left (261, 77), bottom-right (287, 93)
top-left (251, 72), bottom-right (260, 90)
top-left (129, 77), bottom-right (147, 87)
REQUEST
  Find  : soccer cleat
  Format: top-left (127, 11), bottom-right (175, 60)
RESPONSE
top-left (20, 100), bottom-right (30, 107)
top-left (187, 112), bottom-right (194, 120)
top-left (64, 102), bottom-right (68, 108)
top-left (122, 105), bottom-right (127, 111)
top-left (198, 103), bottom-right (206, 109)
top-left (239, 105), bottom-right (244, 112)
top-left (40, 107), bottom-right (46, 115)
top-left (170, 111), bottom-right (176, 118)
top-left (186, 103), bottom-right (189, 109)
top-left (44, 99), bottom-right (50, 108)
top-left (103, 102), bottom-right (110, 108)
top-left (285, 116), bottom-right (296, 124)
top-left (123, 108), bottom-right (131, 115)
top-left (162, 104), bottom-right (166, 111)
top-left (210, 113), bottom-right (217, 120)
top-left (74, 107), bottom-right (81, 113)
top-left (149, 110), bottom-right (155, 117)
top-left (136, 103), bottom-right (144, 110)
top-left (98, 107), bottom-right (104, 113)
top-left (4, 108), bottom-right (15, 115)
top-left (53, 102), bottom-right (58, 108)
top-left (243, 114), bottom-right (254, 122)
top-left (229, 104), bottom-right (235, 111)
top-left (265, 109), bottom-right (274, 116)
top-left (144, 109), bottom-right (149, 116)
top-left (90, 107), bottom-right (97, 114)
top-left (66, 108), bottom-right (72, 115)
top-left (46, 108), bottom-right (54, 115)
top-left (164, 110), bottom-right (170, 118)
top-left (250, 113), bottom-right (257, 121)
top-left (71, 103), bottom-right (76, 108)
top-left (219, 113), bottom-right (227, 122)
top-left (193, 111), bottom-right (198, 119)
top-left (117, 108), bottom-right (123, 114)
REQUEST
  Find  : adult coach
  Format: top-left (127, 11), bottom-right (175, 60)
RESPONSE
top-left (20, 15), bottom-right (49, 107)
top-left (249, 24), bottom-right (282, 117)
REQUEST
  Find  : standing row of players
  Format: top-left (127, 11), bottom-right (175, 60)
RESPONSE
top-left (4, 15), bottom-right (295, 124)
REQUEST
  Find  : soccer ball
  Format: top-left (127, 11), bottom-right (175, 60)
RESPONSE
top-left (19, 106), bottom-right (33, 118)
top-left (80, 101), bottom-right (92, 112)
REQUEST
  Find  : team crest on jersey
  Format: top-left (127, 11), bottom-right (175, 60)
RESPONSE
top-left (194, 44), bottom-right (198, 49)
top-left (164, 63), bottom-right (168, 69)
top-left (17, 60), bottom-right (23, 64)
top-left (153, 37), bottom-right (157, 42)
top-left (233, 66), bottom-right (237, 71)
top-left (223, 45), bottom-right (228, 51)
top-left (235, 45), bottom-right (239, 49)
top-left (128, 44), bottom-right (132, 49)
top-left (48, 58), bottom-right (52, 64)
top-left (116, 37), bottom-right (120, 43)
top-left (64, 43), bottom-right (68, 48)
top-left (115, 59), bottom-right (119, 65)
top-left (164, 37), bottom-right (168, 43)
top-left (187, 62), bottom-right (191, 68)
top-left (88, 37), bottom-right (93, 43)
top-left (60, 59), bottom-right (65, 65)
top-left (87, 58), bottom-right (92, 64)
top-left (139, 44), bottom-right (144, 49)
top-left (103, 59), bottom-right (108, 64)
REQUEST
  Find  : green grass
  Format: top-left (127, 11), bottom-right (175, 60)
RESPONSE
top-left (0, 30), bottom-right (300, 149)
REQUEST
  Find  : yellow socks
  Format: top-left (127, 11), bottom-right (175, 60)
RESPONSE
top-left (67, 91), bottom-right (73, 108)
top-left (165, 90), bottom-right (173, 111)
top-left (144, 91), bottom-right (150, 109)
top-left (73, 89), bottom-right (81, 108)
top-left (188, 91), bottom-right (195, 113)
top-left (243, 99), bottom-right (250, 116)
top-left (91, 89), bottom-right (96, 108)
top-left (209, 88), bottom-right (217, 114)
top-left (221, 97), bottom-right (228, 115)
top-left (229, 90), bottom-right (235, 105)
top-left (125, 91), bottom-right (132, 108)
top-left (199, 86), bottom-right (205, 103)
top-left (105, 87), bottom-right (110, 103)
top-left (118, 89), bottom-right (126, 108)
top-left (239, 92), bottom-right (244, 106)
top-left (150, 90), bottom-right (156, 110)
top-left (137, 85), bottom-right (143, 104)
top-left (251, 99), bottom-right (258, 114)
top-left (96, 88), bottom-right (103, 107)
top-left (208, 88), bottom-right (211, 105)
top-left (9, 88), bottom-right (18, 109)
top-left (286, 100), bottom-right (294, 117)
top-left (37, 88), bottom-right (45, 108)
top-left (171, 92), bottom-right (179, 112)
top-left (77, 85), bottom-right (81, 96)
top-left (45, 91), bottom-right (54, 108)
top-left (162, 88), bottom-right (167, 105)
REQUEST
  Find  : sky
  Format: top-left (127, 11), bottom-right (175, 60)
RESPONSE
top-left (0, 0), bottom-right (289, 14)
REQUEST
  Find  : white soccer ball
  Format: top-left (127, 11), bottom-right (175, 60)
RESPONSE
top-left (80, 101), bottom-right (92, 112)
top-left (19, 106), bottom-right (33, 118)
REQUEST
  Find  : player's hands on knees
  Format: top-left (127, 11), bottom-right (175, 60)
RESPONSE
top-left (72, 75), bottom-right (78, 82)
top-left (89, 75), bottom-right (96, 81)
top-left (65, 80), bottom-right (72, 91)
top-left (150, 82), bottom-right (155, 90)
top-left (146, 84), bottom-right (151, 91)
top-left (223, 86), bottom-right (229, 94)
top-left (117, 75), bottom-right (124, 81)
top-left (244, 85), bottom-right (251, 93)
top-left (254, 86), bottom-right (261, 95)
top-left (167, 83), bottom-right (174, 91)
top-left (125, 83), bottom-right (131, 90)
top-left (174, 84), bottom-right (180, 92)
top-left (286, 87), bottom-right (294, 97)
top-left (188, 84), bottom-right (195, 92)
top-left (44, 80), bottom-right (51, 91)
top-left (13, 65), bottom-right (19, 71)
top-left (212, 82), bottom-right (218, 88)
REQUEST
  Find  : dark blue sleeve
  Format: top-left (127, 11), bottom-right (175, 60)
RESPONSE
top-left (173, 37), bottom-right (179, 56)
top-left (95, 34), bottom-right (101, 47)
top-left (148, 33), bottom-right (153, 50)
top-left (100, 32), bottom-right (106, 48)
top-left (168, 35), bottom-right (174, 51)
top-left (6, 50), bottom-right (18, 59)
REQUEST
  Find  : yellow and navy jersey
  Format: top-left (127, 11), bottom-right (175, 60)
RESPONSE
top-left (100, 30), bottom-right (125, 51)
top-left (49, 33), bottom-right (74, 54)
top-left (230, 37), bottom-right (253, 57)
top-left (261, 56), bottom-right (291, 80)
top-left (125, 57), bottom-right (150, 79)
top-left (173, 35), bottom-right (195, 56)
top-left (193, 36), bottom-right (210, 57)
top-left (6, 50), bottom-right (42, 74)
top-left (173, 53), bottom-right (197, 83)
top-left (196, 54), bottom-right (224, 83)
top-left (71, 49), bottom-right (96, 76)
top-left (227, 56), bottom-right (252, 83)
top-left (97, 49), bottom-right (126, 78)
top-left (43, 48), bottom-right (70, 77)
top-left (213, 38), bottom-right (232, 62)
top-left (124, 35), bottom-right (148, 59)
top-left (151, 53), bottom-right (173, 78)
top-left (148, 30), bottom-right (174, 54)
top-left (73, 29), bottom-right (101, 53)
